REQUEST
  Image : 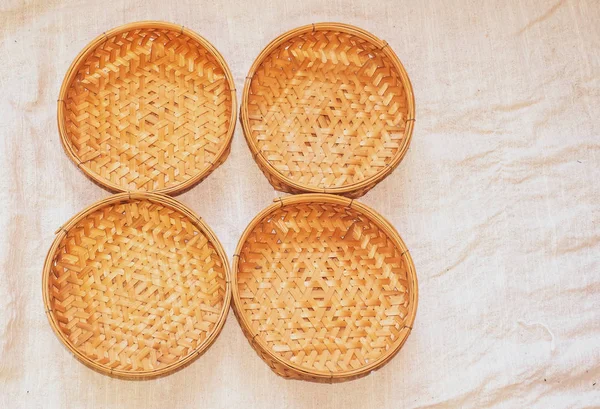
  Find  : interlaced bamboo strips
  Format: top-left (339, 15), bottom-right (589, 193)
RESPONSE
top-left (43, 192), bottom-right (231, 379)
top-left (232, 194), bottom-right (417, 382)
top-left (241, 23), bottom-right (415, 198)
top-left (58, 22), bottom-right (236, 195)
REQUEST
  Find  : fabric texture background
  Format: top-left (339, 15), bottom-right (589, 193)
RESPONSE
top-left (0, 0), bottom-right (598, 407)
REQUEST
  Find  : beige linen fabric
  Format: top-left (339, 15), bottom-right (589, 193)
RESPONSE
top-left (0, 0), bottom-right (598, 407)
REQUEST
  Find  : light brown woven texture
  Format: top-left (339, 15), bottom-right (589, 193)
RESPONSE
top-left (58, 22), bottom-right (236, 195)
top-left (232, 194), bottom-right (417, 382)
top-left (241, 23), bottom-right (415, 199)
top-left (42, 193), bottom-right (230, 379)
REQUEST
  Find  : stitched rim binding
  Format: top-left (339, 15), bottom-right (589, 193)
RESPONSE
top-left (232, 194), bottom-right (418, 382)
top-left (42, 192), bottom-right (231, 379)
top-left (58, 21), bottom-right (237, 195)
top-left (241, 23), bottom-right (415, 198)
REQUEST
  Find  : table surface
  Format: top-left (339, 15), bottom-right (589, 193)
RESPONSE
top-left (1, 0), bottom-right (599, 407)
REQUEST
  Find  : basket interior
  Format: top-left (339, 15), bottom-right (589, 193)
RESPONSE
top-left (236, 200), bottom-right (414, 375)
top-left (245, 27), bottom-right (411, 191)
top-left (45, 198), bottom-right (228, 376)
top-left (60, 25), bottom-right (233, 193)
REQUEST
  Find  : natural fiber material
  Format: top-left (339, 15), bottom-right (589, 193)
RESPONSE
top-left (241, 23), bottom-right (415, 198)
top-left (42, 193), bottom-right (230, 379)
top-left (232, 194), bottom-right (417, 382)
top-left (58, 22), bottom-right (236, 195)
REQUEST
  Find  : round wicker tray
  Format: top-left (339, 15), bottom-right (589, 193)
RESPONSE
top-left (58, 22), bottom-right (236, 195)
top-left (232, 194), bottom-right (417, 382)
top-left (241, 23), bottom-right (415, 199)
top-left (42, 193), bottom-right (231, 379)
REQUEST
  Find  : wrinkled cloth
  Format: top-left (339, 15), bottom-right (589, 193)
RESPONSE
top-left (0, 0), bottom-right (598, 408)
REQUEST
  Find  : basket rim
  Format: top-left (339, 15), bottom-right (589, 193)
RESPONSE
top-left (42, 192), bottom-right (232, 379)
top-left (231, 193), bottom-right (418, 381)
top-left (240, 22), bottom-right (416, 196)
top-left (57, 21), bottom-right (237, 196)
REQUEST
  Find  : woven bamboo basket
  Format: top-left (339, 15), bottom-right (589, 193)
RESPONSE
top-left (58, 22), bottom-right (236, 195)
top-left (232, 194), bottom-right (417, 382)
top-left (42, 193), bottom-right (230, 379)
top-left (240, 23), bottom-right (415, 199)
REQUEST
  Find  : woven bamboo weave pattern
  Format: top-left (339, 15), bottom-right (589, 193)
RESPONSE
top-left (59, 22), bottom-right (235, 195)
top-left (233, 195), bottom-right (417, 381)
top-left (242, 24), bottom-right (414, 198)
top-left (43, 194), bottom-right (229, 378)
